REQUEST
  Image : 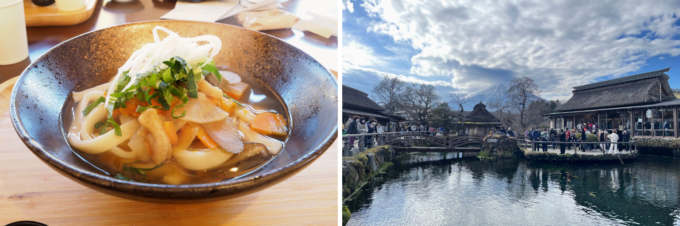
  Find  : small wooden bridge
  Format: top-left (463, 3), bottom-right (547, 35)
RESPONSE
top-left (342, 132), bottom-right (484, 156)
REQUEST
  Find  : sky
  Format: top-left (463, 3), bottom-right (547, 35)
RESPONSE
top-left (341, 0), bottom-right (680, 102)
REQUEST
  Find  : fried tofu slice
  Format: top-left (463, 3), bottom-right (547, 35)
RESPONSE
top-left (139, 109), bottom-right (172, 165)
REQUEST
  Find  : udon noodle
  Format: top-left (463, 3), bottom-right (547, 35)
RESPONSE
top-left (65, 27), bottom-right (288, 184)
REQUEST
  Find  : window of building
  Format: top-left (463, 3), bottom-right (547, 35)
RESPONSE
top-left (556, 118), bottom-right (563, 130)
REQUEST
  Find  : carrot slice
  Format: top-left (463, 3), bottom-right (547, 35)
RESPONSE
top-left (218, 98), bottom-right (236, 115)
top-left (164, 121), bottom-right (179, 146)
top-left (111, 109), bottom-right (121, 118)
top-left (196, 125), bottom-right (219, 149)
top-left (119, 98), bottom-right (145, 117)
top-left (250, 112), bottom-right (288, 136)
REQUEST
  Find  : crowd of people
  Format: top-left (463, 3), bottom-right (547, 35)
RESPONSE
top-left (343, 117), bottom-right (635, 155)
top-left (343, 116), bottom-right (454, 149)
top-left (523, 121), bottom-right (632, 154)
top-left (343, 116), bottom-right (384, 148)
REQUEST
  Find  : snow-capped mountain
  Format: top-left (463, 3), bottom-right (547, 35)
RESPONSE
top-left (461, 83), bottom-right (543, 109)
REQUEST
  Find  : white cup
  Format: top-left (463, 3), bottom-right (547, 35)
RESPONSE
top-left (55, 0), bottom-right (85, 11)
top-left (0, 0), bottom-right (29, 65)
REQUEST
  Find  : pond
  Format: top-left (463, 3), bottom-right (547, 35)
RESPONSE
top-left (346, 153), bottom-right (680, 226)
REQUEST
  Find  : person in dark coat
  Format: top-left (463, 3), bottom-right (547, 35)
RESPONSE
top-left (532, 128), bottom-right (541, 152)
top-left (621, 130), bottom-right (630, 152)
top-left (346, 116), bottom-right (360, 147)
top-left (598, 129), bottom-right (606, 153)
top-left (581, 128), bottom-right (587, 152)
top-left (365, 122), bottom-right (375, 148)
top-left (558, 129), bottom-right (566, 154)
top-left (550, 128), bottom-right (557, 149)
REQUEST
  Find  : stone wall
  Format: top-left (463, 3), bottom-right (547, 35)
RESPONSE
top-left (636, 137), bottom-right (680, 149)
top-left (341, 145), bottom-right (397, 226)
top-left (342, 145), bottom-right (396, 198)
top-left (635, 137), bottom-right (680, 157)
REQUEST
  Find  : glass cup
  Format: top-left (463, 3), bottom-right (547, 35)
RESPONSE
top-left (0, 0), bottom-right (29, 65)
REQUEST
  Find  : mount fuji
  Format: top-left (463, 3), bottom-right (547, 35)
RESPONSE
top-left (460, 83), bottom-right (544, 109)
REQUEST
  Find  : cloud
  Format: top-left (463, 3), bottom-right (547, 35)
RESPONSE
top-left (346, 67), bottom-right (455, 87)
top-left (343, 39), bottom-right (380, 71)
top-left (342, 0), bottom-right (354, 13)
top-left (342, 67), bottom-right (461, 101)
top-left (358, 0), bottom-right (680, 99)
top-left (660, 56), bottom-right (665, 59)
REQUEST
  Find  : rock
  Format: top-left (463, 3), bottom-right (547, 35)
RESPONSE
top-left (342, 158), bottom-right (360, 195)
top-left (366, 153), bottom-right (377, 174)
top-left (480, 135), bottom-right (521, 159)
top-left (342, 206), bottom-right (352, 226)
top-left (350, 147), bottom-right (360, 156)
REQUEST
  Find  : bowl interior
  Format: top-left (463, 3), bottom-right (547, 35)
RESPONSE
top-left (10, 21), bottom-right (337, 201)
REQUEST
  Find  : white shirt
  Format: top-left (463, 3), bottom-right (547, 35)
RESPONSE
top-left (608, 133), bottom-right (619, 142)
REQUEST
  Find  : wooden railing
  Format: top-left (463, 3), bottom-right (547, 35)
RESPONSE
top-left (341, 131), bottom-right (484, 156)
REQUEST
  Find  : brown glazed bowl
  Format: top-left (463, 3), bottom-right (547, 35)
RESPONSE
top-left (9, 21), bottom-right (337, 203)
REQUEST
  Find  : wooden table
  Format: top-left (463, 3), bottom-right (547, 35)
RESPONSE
top-left (0, 0), bottom-right (338, 225)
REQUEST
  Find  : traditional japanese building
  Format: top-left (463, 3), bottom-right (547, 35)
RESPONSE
top-left (463, 101), bottom-right (502, 136)
top-left (342, 85), bottom-right (405, 126)
top-left (547, 68), bottom-right (678, 139)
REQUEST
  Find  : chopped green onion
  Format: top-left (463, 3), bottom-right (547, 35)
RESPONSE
top-left (82, 97), bottom-right (105, 116)
top-left (115, 174), bottom-right (133, 181)
top-left (122, 162), bottom-right (164, 179)
top-left (107, 118), bottom-right (122, 136)
top-left (94, 121), bottom-right (106, 129)
top-left (187, 70), bottom-right (198, 98)
top-left (201, 60), bottom-right (222, 85)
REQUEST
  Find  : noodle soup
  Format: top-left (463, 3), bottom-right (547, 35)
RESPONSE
top-left (62, 27), bottom-right (289, 184)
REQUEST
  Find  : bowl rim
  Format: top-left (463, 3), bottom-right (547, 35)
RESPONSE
top-left (9, 20), bottom-right (338, 195)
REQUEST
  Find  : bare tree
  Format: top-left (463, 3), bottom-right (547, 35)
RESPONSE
top-left (449, 92), bottom-right (470, 129)
top-left (401, 84), bottom-right (440, 126)
top-left (371, 77), bottom-right (406, 115)
top-left (487, 91), bottom-right (511, 125)
top-left (506, 76), bottom-right (541, 130)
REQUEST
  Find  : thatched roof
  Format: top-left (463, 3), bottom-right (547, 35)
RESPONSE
top-left (555, 68), bottom-right (675, 112)
top-left (573, 68), bottom-right (670, 91)
top-left (463, 102), bottom-right (500, 122)
top-left (342, 85), bottom-right (384, 112)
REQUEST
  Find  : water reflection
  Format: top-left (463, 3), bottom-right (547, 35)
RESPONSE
top-left (347, 154), bottom-right (680, 226)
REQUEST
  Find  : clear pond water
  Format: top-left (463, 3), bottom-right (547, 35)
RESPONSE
top-left (346, 153), bottom-right (680, 226)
